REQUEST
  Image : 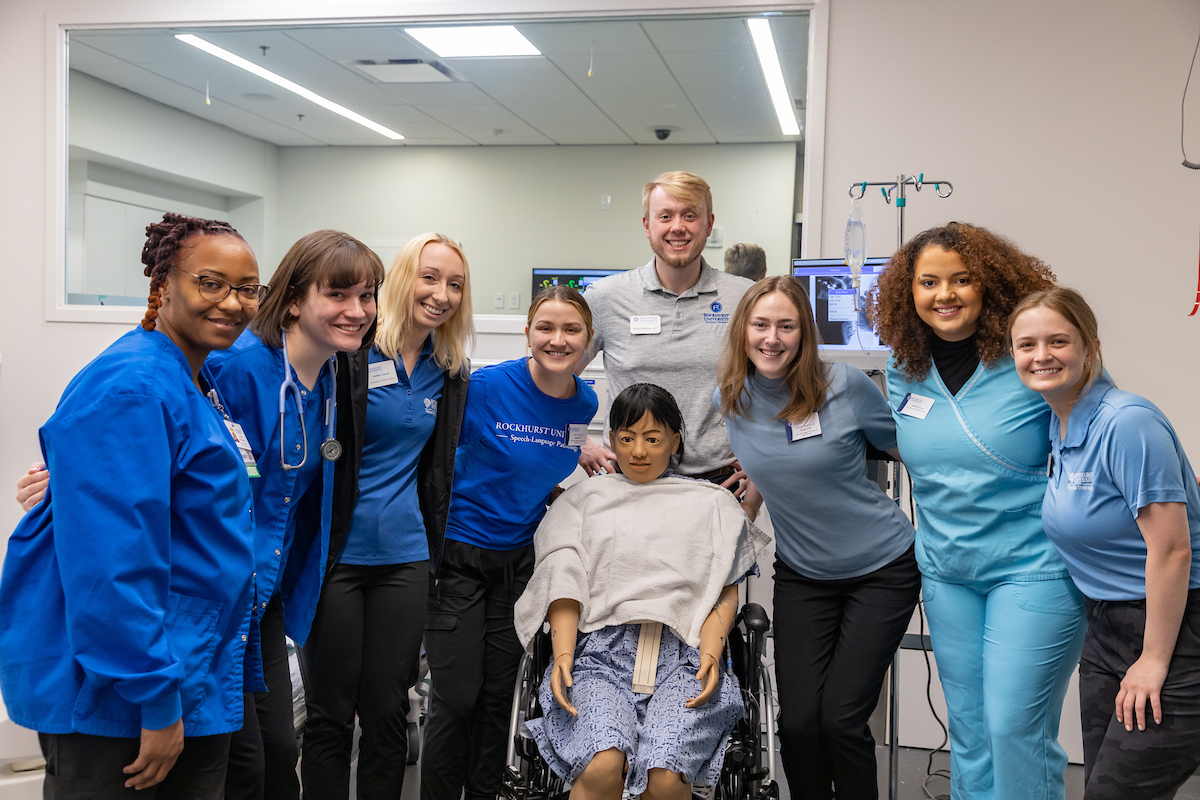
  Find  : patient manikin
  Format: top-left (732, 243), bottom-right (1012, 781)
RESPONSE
top-left (513, 383), bottom-right (769, 800)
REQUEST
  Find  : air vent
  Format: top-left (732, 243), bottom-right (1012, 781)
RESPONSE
top-left (353, 59), bottom-right (455, 83)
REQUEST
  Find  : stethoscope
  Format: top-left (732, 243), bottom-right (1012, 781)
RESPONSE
top-left (280, 329), bottom-right (341, 470)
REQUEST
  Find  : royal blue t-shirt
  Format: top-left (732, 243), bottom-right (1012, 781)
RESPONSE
top-left (340, 341), bottom-right (445, 565)
top-left (1042, 374), bottom-right (1200, 601)
top-left (445, 357), bottom-right (598, 551)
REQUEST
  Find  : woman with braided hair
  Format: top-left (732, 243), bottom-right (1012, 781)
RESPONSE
top-left (0, 213), bottom-right (265, 797)
top-left (13, 221), bottom-right (385, 799)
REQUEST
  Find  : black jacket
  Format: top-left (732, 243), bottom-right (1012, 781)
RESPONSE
top-left (326, 348), bottom-right (469, 577)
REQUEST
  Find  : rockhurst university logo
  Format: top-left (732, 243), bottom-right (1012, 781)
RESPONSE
top-left (703, 300), bottom-right (730, 324)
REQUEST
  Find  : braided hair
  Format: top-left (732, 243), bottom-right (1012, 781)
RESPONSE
top-left (140, 213), bottom-right (245, 331)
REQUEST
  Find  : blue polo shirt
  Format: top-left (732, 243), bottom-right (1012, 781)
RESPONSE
top-left (340, 341), bottom-right (445, 565)
top-left (1042, 374), bottom-right (1200, 601)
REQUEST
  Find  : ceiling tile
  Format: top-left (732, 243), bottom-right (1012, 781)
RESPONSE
top-left (515, 20), bottom-right (657, 57)
top-left (640, 18), bottom-right (756, 54)
top-left (283, 26), bottom-right (426, 62)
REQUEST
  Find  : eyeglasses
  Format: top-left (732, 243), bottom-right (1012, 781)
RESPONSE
top-left (174, 267), bottom-right (269, 306)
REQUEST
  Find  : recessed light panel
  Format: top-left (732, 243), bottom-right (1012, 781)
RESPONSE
top-left (404, 25), bottom-right (541, 58)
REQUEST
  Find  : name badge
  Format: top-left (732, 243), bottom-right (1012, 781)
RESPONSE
top-left (566, 423), bottom-right (589, 447)
top-left (225, 420), bottom-right (260, 478)
top-left (630, 315), bottom-right (661, 335)
top-left (897, 392), bottom-right (935, 419)
top-left (786, 412), bottom-right (822, 442)
top-left (368, 360), bottom-right (399, 389)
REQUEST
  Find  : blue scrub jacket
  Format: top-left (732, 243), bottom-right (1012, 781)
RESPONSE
top-left (206, 330), bottom-right (335, 689)
top-left (888, 355), bottom-right (1070, 584)
top-left (0, 327), bottom-right (255, 737)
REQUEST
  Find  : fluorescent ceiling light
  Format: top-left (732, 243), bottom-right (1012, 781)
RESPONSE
top-left (747, 18), bottom-right (800, 137)
top-left (404, 25), bottom-right (540, 58)
top-left (175, 34), bottom-right (404, 140)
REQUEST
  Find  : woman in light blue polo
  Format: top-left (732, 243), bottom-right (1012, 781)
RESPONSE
top-left (0, 214), bottom-right (262, 797)
top-left (868, 222), bottom-right (1085, 800)
top-left (1009, 287), bottom-right (1200, 800)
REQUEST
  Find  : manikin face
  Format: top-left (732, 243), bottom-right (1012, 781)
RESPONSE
top-left (611, 411), bottom-right (680, 483)
top-left (157, 234), bottom-right (259, 360)
top-left (525, 299), bottom-right (590, 380)
top-left (288, 279), bottom-right (377, 357)
top-left (643, 186), bottom-right (714, 271)
top-left (911, 245), bottom-right (983, 342)
top-left (745, 291), bottom-right (803, 380)
top-left (1010, 305), bottom-right (1094, 407)
top-left (411, 242), bottom-right (465, 336)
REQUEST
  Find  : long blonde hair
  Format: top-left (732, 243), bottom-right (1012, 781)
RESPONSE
top-left (375, 233), bottom-right (475, 375)
top-left (717, 276), bottom-right (829, 422)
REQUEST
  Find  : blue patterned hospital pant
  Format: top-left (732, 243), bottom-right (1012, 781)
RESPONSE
top-left (525, 624), bottom-right (743, 794)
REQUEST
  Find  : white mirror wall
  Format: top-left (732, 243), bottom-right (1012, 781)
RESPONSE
top-left (63, 13), bottom-right (809, 314)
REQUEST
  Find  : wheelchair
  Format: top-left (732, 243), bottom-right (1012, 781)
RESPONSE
top-left (500, 603), bottom-right (779, 800)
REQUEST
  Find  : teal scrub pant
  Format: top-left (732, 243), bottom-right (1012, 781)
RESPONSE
top-left (922, 576), bottom-right (1087, 800)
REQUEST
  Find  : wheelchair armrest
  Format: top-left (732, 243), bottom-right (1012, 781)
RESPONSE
top-left (740, 602), bottom-right (770, 634)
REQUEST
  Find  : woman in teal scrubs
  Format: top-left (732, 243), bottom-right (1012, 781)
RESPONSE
top-left (868, 222), bottom-right (1086, 800)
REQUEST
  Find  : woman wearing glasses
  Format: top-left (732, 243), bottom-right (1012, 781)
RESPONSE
top-left (13, 223), bottom-right (385, 800)
top-left (0, 213), bottom-right (263, 797)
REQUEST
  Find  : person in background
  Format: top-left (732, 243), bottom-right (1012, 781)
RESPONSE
top-left (1009, 287), bottom-right (1200, 800)
top-left (577, 172), bottom-right (760, 515)
top-left (300, 232), bottom-right (474, 799)
top-left (867, 222), bottom-right (1085, 800)
top-left (723, 242), bottom-right (767, 282)
top-left (716, 276), bottom-right (918, 799)
top-left (0, 213), bottom-right (262, 797)
top-left (420, 286), bottom-right (598, 800)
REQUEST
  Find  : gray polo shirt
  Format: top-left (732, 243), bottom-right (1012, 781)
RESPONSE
top-left (586, 257), bottom-right (753, 475)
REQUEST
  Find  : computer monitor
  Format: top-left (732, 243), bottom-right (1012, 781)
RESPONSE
top-left (791, 257), bottom-right (891, 363)
top-left (531, 268), bottom-right (625, 299)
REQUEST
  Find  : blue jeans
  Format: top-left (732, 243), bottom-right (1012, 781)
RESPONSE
top-left (922, 576), bottom-right (1086, 800)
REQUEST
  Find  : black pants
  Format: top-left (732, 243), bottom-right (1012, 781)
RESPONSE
top-left (227, 594), bottom-right (299, 800)
top-left (298, 561), bottom-right (429, 800)
top-left (39, 731), bottom-right (231, 799)
top-left (772, 547), bottom-right (921, 800)
top-left (420, 539), bottom-right (535, 800)
top-left (1080, 590), bottom-right (1200, 799)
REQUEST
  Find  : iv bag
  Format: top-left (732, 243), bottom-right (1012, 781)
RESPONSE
top-left (844, 197), bottom-right (867, 274)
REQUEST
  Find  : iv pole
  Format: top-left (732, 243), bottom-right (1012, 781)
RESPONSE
top-left (847, 173), bottom-right (952, 800)
top-left (848, 173), bottom-right (954, 251)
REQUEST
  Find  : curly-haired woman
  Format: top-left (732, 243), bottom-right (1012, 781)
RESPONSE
top-left (867, 222), bottom-right (1086, 800)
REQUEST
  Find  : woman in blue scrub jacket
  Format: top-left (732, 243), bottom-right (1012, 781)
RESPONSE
top-left (420, 286), bottom-right (598, 800)
top-left (1009, 287), bottom-right (1200, 800)
top-left (0, 214), bottom-right (263, 797)
top-left (867, 222), bottom-right (1086, 800)
top-left (208, 230), bottom-right (383, 800)
top-left (14, 228), bottom-right (386, 800)
top-left (298, 232), bottom-right (475, 799)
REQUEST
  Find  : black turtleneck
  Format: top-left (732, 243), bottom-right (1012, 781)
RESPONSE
top-left (930, 333), bottom-right (979, 396)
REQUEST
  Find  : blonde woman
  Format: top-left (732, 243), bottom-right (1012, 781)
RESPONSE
top-left (299, 232), bottom-right (475, 799)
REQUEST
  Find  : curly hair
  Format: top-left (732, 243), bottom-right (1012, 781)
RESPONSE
top-left (140, 212), bottom-right (245, 331)
top-left (866, 221), bottom-right (1056, 381)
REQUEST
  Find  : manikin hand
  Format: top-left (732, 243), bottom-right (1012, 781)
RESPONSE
top-left (550, 653), bottom-right (577, 716)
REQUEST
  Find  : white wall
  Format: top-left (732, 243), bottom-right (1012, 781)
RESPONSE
top-left (277, 143), bottom-right (796, 314)
top-left (816, 0), bottom-right (1200, 456)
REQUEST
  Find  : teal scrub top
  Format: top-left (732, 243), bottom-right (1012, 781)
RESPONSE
top-left (888, 355), bottom-right (1070, 584)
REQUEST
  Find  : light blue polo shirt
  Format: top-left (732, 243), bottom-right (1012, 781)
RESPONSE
top-left (340, 341), bottom-right (445, 565)
top-left (1042, 374), bottom-right (1200, 601)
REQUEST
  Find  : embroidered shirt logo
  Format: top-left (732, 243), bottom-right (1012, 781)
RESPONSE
top-left (703, 299), bottom-right (730, 324)
top-left (425, 397), bottom-right (437, 416)
top-left (1067, 471), bottom-right (1094, 491)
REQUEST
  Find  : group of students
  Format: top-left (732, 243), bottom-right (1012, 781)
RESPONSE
top-left (2, 209), bottom-right (1199, 800)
